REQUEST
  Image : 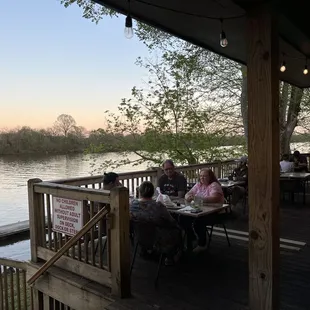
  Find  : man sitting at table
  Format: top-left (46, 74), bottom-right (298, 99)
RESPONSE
top-left (280, 154), bottom-right (294, 172)
top-left (157, 159), bottom-right (187, 198)
top-left (230, 156), bottom-right (248, 207)
top-left (293, 151), bottom-right (308, 172)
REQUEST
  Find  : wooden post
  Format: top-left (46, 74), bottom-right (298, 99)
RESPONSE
top-left (28, 178), bottom-right (45, 263)
top-left (247, 3), bottom-right (280, 310)
top-left (110, 186), bottom-right (131, 298)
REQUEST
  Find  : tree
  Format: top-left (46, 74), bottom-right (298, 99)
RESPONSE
top-left (60, 0), bottom-right (310, 157)
top-left (91, 54), bottom-right (244, 172)
top-left (54, 114), bottom-right (77, 137)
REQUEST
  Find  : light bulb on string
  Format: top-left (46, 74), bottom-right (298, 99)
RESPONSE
top-left (124, 15), bottom-right (134, 39)
top-left (304, 58), bottom-right (308, 75)
top-left (280, 61), bottom-right (286, 72)
top-left (219, 19), bottom-right (228, 48)
top-left (304, 65), bottom-right (308, 75)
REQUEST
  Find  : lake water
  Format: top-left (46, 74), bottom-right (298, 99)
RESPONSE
top-left (0, 142), bottom-right (309, 260)
top-left (0, 152), bottom-right (148, 260)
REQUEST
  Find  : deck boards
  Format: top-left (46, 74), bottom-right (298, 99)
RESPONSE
top-left (107, 200), bottom-right (310, 310)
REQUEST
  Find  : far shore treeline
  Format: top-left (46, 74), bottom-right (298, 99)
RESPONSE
top-left (0, 117), bottom-right (309, 156)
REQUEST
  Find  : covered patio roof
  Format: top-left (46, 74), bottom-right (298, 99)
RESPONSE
top-left (94, 0), bottom-right (310, 88)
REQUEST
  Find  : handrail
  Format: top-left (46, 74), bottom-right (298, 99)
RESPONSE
top-left (27, 206), bottom-right (110, 286)
top-left (0, 257), bottom-right (27, 270)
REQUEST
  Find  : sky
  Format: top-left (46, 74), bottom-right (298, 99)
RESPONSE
top-left (0, 0), bottom-right (149, 130)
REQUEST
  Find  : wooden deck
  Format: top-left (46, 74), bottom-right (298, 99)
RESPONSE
top-left (107, 199), bottom-right (310, 310)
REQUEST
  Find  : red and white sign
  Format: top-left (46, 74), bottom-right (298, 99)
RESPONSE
top-left (52, 196), bottom-right (83, 236)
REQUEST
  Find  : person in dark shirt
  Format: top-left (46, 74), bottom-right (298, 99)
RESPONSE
top-left (293, 151), bottom-right (308, 172)
top-left (157, 159), bottom-right (187, 198)
top-left (231, 156), bottom-right (248, 184)
top-left (230, 156), bottom-right (248, 207)
top-left (102, 172), bottom-right (121, 189)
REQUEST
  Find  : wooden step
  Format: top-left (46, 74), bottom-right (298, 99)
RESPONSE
top-left (27, 262), bottom-right (115, 310)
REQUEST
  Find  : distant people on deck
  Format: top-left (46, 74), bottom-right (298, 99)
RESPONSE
top-left (293, 151), bottom-right (308, 172)
top-left (103, 172), bottom-right (121, 190)
top-left (280, 154), bottom-right (294, 172)
top-left (157, 159), bottom-right (187, 198)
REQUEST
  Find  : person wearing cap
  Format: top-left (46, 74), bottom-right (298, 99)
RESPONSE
top-left (102, 172), bottom-right (122, 190)
top-left (229, 156), bottom-right (248, 208)
top-left (232, 156), bottom-right (248, 182)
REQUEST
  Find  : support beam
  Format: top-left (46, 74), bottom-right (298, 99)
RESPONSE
top-left (247, 4), bottom-right (280, 310)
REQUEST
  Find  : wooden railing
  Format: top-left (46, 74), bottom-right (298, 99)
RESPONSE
top-left (0, 258), bottom-right (33, 310)
top-left (48, 159), bottom-right (239, 194)
top-left (27, 179), bottom-right (130, 302)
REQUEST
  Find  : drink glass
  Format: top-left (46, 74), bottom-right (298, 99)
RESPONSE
top-left (194, 196), bottom-right (203, 208)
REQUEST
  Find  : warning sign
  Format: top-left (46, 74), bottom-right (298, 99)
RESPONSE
top-left (52, 196), bottom-right (83, 236)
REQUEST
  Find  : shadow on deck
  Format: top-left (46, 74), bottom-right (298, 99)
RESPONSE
top-left (108, 198), bottom-right (310, 310)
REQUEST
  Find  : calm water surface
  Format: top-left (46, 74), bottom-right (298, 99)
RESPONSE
top-left (0, 152), bottom-right (147, 260)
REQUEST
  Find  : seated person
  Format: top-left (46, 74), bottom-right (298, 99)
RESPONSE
top-left (102, 172), bottom-right (121, 190)
top-left (157, 159), bottom-right (187, 198)
top-left (230, 156), bottom-right (248, 207)
top-left (293, 151), bottom-right (308, 172)
top-left (130, 181), bottom-right (182, 265)
top-left (185, 168), bottom-right (224, 203)
top-left (280, 154), bottom-right (294, 172)
top-left (232, 156), bottom-right (248, 182)
top-left (184, 169), bottom-right (224, 254)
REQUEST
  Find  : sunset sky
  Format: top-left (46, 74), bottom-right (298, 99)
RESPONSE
top-left (0, 0), bottom-right (149, 130)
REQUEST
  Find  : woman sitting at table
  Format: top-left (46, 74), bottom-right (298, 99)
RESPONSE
top-left (130, 181), bottom-right (182, 265)
top-left (185, 168), bottom-right (224, 203)
top-left (184, 168), bottom-right (224, 254)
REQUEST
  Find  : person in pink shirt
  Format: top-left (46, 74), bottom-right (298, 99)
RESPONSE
top-left (185, 168), bottom-right (224, 203)
top-left (184, 168), bottom-right (224, 253)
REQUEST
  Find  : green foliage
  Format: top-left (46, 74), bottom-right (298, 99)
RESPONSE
top-left (90, 53), bottom-right (246, 172)
top-left (60, 0), bottom-right (116, 23)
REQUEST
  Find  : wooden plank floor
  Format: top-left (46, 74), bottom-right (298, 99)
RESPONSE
top-left (107, 197), bottom-right (310, 310)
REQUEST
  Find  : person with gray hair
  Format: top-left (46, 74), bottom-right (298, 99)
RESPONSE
top-left (157, 159), bottom-right (187, 198)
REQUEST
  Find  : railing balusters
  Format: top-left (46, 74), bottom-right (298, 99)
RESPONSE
top-left (3, 266), bottom-right (8, 310)
top-left (0, 266), bottom-right (3, 310)
top-left (46, 195), bottom-right (52, 251)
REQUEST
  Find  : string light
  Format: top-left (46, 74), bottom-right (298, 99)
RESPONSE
top-left (124, 0), bottom-right (134, 39)
top-left (122, 0), bottom-right (310, 77)
top-left (220, 19), bottom-right (228, 48)
top-left (303, 59), bottom-right (308, 75)
top-left (280, 61), bottom-right (286, 72)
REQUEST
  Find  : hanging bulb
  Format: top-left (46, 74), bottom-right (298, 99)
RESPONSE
top-left (124, 15), bottom-right (133, 39)
top-left (280, 61), bottom-right (286, 72)
top-left (220, 31), bottom-right (228, 48)
top-left (303, 65), bottom-right (308, 75)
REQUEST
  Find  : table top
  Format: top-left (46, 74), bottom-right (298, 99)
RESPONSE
top-left (280, 172), bottom-right (310, 179)
top-left (167, 201), bottom-right (229, 218)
